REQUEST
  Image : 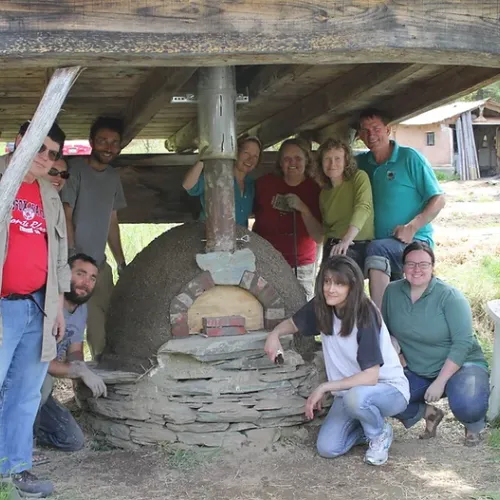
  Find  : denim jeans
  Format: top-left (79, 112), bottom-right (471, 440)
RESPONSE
top-left (365, 237), bottom-right (407, 279)
top-left (296, 263), bottom-right (316, 301)
top-left (396, 364), bottom-right (490, 433)
top-left (0, 290), bottom-right (48, 474)
top-left (316, 384), bottom-right (408, 458)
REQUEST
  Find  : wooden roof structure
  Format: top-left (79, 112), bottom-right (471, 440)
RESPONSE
top-left (1, 1), bottom-right (500, 148)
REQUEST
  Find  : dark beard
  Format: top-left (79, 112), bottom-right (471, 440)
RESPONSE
top-left (65, 285), bottom-right (92, 306)
top-left (91, 150), bottom-right (115, 166)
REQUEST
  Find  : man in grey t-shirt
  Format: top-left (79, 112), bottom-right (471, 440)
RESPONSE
top-left (35, 254), bottom-right (106, 453)
top-left (61, 117), bottom-right (127, 360)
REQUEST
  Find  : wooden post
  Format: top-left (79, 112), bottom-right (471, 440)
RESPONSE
top-left (486, 300), bottom-right (500, 421)
top-left (0, 66), bottom-right (82, 225)
top-left (197, 67), bottom-right (237, 253)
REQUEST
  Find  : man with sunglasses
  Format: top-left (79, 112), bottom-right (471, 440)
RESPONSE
top-left (61, 116), bottom-right (127, 362)
top-left (0, 120), bottom-right (70, 497)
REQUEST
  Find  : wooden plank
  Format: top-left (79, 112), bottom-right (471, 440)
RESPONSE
top-left (0, 67), bottom-right (82, 225)
top-left (0, 1), bottom-right (500, 68)
top-left (314, 67), bottom-right (500, 144)
top-left (241, 64), bottom-right (422, 147)
top-left (120, 67), bottom-right (197, 146)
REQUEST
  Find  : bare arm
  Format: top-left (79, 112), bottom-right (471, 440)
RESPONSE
top-left (300, 206), bottom-right (324, 244)
top-left (48, 344), bottom-right (84, 378)
top-left (182, 160), bottom-right (204, 190)
top-left (394, 194), bottom-right (446, 243)
top-left (107, 210), bottom-right (125, 266)
top-left (63, 202), bottom-right (75, 250)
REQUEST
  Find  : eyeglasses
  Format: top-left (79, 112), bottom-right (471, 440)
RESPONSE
top-left (404, 261), bottom-right (432, 270)
top-left (38, 144), bottom-right (62, 161)
top-left (48, 168), bottom-right (70, 179)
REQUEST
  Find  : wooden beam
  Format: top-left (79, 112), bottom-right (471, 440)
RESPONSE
top-left (0, 67), bottom-right (82, 225)
top-left (120, 67), bottom-right (197, 147)
top-left (167, 65), bottom-right (313, 152)
top-left (242, 64), bottom-right (424, 147)
top-left (0, 1), bottom-right (500, 69)
top-left (313, 67), bottom-right (500, 144)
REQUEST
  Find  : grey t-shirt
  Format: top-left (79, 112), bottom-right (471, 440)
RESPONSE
top-left (61, 157), bottom-right (126, 266)
top-left (57, 304), bottom-right (87, 361)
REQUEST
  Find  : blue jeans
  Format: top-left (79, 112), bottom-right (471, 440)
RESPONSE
top-left (316, 384), bottom-right (408, 458)
top-left (0, 291), bottom-right (48, 474)
top-left (396, 365), bottom-right (490, 433)
top-left (365, 237), bottom-right (408, 279)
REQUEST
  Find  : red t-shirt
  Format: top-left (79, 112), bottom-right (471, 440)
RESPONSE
top-left (253, 174), bottom-right (321, 267)
top-left (1, 181), bottom-right (48, 296)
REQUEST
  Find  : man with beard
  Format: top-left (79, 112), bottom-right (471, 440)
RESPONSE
top-left (61, 117), bottom-right (127, 361)
top-left (35, 253), bottom-right (106, 453)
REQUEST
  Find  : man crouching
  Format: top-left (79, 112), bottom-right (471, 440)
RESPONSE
top-left (35, 254), bottom-right (106, 452)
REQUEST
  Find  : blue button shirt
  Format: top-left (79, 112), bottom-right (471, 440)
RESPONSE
top-left (186, 173), bottom-right (255, 227)
top-left (356, 141), bottom-right (443, 244)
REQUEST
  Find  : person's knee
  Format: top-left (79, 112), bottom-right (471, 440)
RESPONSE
top-left (316, 438), bottom-right (346, 459)
top-left (62, 425), bottom-right (85, 452)
top-left (342, 387), bottom-right (367, 418)
top-left (448, 369), bottom-right (489, 424)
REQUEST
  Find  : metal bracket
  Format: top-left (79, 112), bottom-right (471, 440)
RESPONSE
top-left (171, 93), bottom-right (249, 104)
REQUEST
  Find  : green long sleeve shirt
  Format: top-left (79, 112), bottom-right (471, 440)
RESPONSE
top-left (320, 169), bottom-right (374, 241)
top-left (382, 277), bottom-right (487, 378)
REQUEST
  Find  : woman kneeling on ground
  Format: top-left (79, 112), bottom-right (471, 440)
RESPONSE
top-left (264, 256), bottom-right (409, 465)
top-left (382, 241), bottom-right (490, 446)
top-left (317, 138), bottom-right (374, 271)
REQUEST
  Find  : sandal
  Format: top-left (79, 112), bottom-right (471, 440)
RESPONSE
top-left (419, 405), bottom-right (445, 439)
top-left (32, 450), bottom-right (50, 467)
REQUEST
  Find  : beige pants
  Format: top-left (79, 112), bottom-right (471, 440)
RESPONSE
top-left (86, 261), bottom-right (114, 359)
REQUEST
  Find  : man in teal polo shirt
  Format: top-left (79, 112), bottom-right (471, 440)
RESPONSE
top-left (355, 109), bottom-right (446, 309)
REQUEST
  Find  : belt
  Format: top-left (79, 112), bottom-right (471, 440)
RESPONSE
top-left (2, 289), bottom-right (47, 317)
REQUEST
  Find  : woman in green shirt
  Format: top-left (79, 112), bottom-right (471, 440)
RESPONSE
top-left (382, 241), bottom-right (489, 446)
top-left (317, 138), bottom-right (374, 272)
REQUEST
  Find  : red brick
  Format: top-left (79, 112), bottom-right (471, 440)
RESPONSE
top-left (202, 315), bottom-right (246, 329)
top-left (170, 311), bottom-right (188, 326)
top-left (169, 297), bottom-right (189, 315)
top-left (256, 284), bottom-right (281, 308)
top-left (186, 271), bottom-right (215, 299)
top-left (172, 322), bottom-right (189, 337)
top-left (239, 271), bottom-right (255, 291)
top-left (205, 325), bottom-right (247, 337)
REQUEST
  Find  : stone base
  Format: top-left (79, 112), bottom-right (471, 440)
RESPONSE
top-left (81, 332), bottom-right (327, 449)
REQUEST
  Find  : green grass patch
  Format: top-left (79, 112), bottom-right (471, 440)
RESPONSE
top-left (435, 171), bottom-right (459, 182)
top-left (489, 427), bottom-right (500, 448)
top-left (470, 493), bottom-right (500, 500)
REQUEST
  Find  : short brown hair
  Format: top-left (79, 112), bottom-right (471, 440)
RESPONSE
top-left (356, 108), bottom-right (391, 131)
top-left (237, 135), bottom-right (263, 164)
top-left (402, 241), bottom-right (435, 266)
top-left (275, 138), bottom-right (315, 178)
top-left (316, 138), bottom-right (358, 187)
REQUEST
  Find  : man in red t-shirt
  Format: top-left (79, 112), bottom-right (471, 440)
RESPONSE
top-left (0, 121), bottom-right (70, 498)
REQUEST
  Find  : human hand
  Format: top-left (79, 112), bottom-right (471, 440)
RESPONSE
top-left (424, 379), bottom-right (446, 403)
top-left (53, 306), bottom-right (65, 343)
top-left (117, 262), bottom-right (127, 277)
top-left (284, 194), bottom-right (307, 213)
top-left (69, 361), bottom-right (107, 398)
top-left (305, 386), bottom-right (325, 420)
top-left (393, 223), bottom-right (416, 244)
top-left (330, 240), bottom-right (352, 256)
top-left (264, 333), bottom-right (283, 363)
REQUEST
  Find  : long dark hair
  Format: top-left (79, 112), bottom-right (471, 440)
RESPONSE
top-left (314, 256), bottom-right (380, 337)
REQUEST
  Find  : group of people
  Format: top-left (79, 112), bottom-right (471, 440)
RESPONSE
top-left (0, 106), bottom-right (491, 498)
top-left (185, 108), bottom-right (490, 466)
top-left (0, 117), bottom-right (128, 497)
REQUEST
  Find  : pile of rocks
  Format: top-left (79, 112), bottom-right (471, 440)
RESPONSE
top-left (83, 332), bottom-right (327, 449)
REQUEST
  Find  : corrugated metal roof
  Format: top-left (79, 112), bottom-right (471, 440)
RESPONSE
top-left (400, 99), bottom-right (489, 125)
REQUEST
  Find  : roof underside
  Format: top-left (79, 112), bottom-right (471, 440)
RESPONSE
top-left (1, 64), bottom-right (499, 149)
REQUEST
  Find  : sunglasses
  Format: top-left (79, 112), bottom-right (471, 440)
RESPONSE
top-left (38, 144), bottom-right (62, 162)
top-left (48, 168), bottom-right (70, 179)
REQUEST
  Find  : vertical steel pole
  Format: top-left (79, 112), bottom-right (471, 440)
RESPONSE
top-left (197, 67), bottom-right (237, 253)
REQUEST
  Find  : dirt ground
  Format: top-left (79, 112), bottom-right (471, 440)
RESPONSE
top-left (43, 179), bottom-right (500, 500)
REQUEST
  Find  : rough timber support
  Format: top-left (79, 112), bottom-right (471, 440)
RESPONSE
top-left (0, 66), bottom-right (81, 225)
top-left (198, 67), bottom-right (237, 253)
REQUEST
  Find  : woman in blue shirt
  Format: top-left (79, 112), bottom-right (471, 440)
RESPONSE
top-left (182, 136), bottom-right (262, 228)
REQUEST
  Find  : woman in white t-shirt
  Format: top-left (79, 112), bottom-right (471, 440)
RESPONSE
top-left (264, 255), bottom-right (409, 466)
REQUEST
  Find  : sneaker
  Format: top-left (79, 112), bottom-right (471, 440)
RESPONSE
top-left (364, 421), bottom-right (393, 466)
top-left (11, 470), bottom-right (53, 498)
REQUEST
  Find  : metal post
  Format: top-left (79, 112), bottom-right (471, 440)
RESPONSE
top-left (197, 67), bottom-right (237, 253)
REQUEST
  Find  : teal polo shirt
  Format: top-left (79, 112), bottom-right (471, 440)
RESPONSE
top-left (356, 141), bottom-right (443, 244)
top-left (186, 173), bottom-right (255, 227)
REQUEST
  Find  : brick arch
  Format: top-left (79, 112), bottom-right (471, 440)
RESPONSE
top-left (169, 270), bottom-right (285, 337)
